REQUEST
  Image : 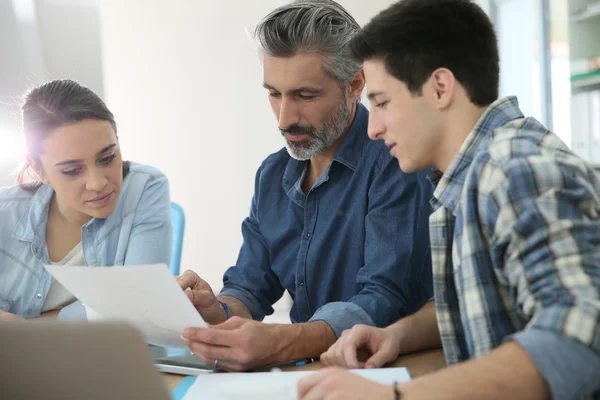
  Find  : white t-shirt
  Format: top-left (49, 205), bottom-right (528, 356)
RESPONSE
top-left (42, 242), bottom-right (86, 312)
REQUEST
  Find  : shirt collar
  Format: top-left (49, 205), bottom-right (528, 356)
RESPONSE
top-left (13, 184), bottom-right (54, 242)
top-left (428, 96), bottom-right (524, 215)
top-left (331, 102), bottom-right (369, 171)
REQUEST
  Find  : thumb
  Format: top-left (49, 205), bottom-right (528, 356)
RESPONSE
top-left (187, 289), bottom-right (218, 308)
top-left (211, 316), bottom-right (245, 331)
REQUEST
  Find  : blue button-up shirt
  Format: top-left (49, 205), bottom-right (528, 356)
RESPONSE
top-left (0, 162), bottom-right (172, 318)
top-left (220, 104), bottom-right (433, 336)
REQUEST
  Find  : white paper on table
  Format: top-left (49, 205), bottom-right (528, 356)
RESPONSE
top-left (181, 367), bottom-right (411, 400)
top-left (45, 264), bottom-right (206, 348)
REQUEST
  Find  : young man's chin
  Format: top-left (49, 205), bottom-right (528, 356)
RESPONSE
top-left (397, 158), bottom-right (420, 174)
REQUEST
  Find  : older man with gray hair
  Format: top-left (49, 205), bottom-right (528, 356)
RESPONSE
top-left (177, 0), bottom-right (435, 371)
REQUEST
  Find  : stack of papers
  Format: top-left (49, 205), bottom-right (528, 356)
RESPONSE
top-left (180, 368), bottom-right (411, 400)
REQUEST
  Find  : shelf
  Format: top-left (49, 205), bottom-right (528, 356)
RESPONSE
top-left (571, 70), bottom-right (600, 90)
top-left (572, 2), bottom-right (600, 22)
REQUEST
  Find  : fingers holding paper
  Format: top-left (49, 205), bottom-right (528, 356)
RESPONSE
top-left (181, 316), bottom-right (280, 372)
top-left (176, 270), bottom-right (227, 324)
top-left (297, 368), bottom-right (391, 400)
top-left (176, 269), bottom-right (211, 292)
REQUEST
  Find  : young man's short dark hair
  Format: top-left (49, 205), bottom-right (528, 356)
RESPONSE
top-left (350, 0), bottom-right (499, 106)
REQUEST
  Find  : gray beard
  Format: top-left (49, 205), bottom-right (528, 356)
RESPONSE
top-left (284, 97), bottom-right (350, 161)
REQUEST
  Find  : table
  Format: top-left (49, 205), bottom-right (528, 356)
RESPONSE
top-left (163, 348), bottom-right (446, 392)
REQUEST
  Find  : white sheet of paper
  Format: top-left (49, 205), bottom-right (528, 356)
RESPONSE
top-left (181, 367), bottom-right (411, 400)
top-left (45, 264), bottom-right (206, 348)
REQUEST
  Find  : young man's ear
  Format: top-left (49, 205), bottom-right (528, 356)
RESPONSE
top-left (347, 69), bottom-right (366, 104)
top-left (428, 67), bottom-right (456, 110)
top-left (25, 155), bottom-right (48, 184)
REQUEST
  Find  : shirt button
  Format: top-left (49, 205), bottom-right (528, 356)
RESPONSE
top-left (33, 248), bottom-right (39, 254)
top-left (91, 260), bottom-right (97, 265)
top-left (304, 232), bottom-right (311, 240)
top-left (298, 280), bottom-right (304, 287)
top-left (87, 227), bottom-right (91, 233)
top-left (37, 293), bottom-right (42, 299)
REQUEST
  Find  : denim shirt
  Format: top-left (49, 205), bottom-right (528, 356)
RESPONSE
top-left (0, 162), bottom-right (172, 318)
top-left (220, 104), bottom-right (434, 337)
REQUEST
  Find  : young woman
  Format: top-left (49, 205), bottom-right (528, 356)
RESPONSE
top-left (0, 79), bottom-right (172, 321)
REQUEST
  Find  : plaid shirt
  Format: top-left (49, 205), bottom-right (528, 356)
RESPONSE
top-left (429, 97), bottom-right (600, 399)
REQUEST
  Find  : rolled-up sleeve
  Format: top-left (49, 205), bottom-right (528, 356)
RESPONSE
top-left (310, 153), bottom-right (433, 336)
top-left (485, 158), bottom-right (600, 398)
top-left (511, 329), bottom-right (600, 399)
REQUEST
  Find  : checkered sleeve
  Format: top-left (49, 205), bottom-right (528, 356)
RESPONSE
top-left (483, 154), bottom-right (600, 355)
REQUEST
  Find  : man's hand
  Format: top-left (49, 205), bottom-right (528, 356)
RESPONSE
top-left (0, 311), bottom-right (26, 322)
top-left (181, 316), bottom-right (282, 371)
top-left (176, 269), bottom-right (227, 324)
top-left (320, 324), bottom-right (402, 369)
top-left (297, 367), bottom-right (392, 400)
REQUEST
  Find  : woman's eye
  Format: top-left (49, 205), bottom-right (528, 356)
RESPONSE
top-left (61, 168), bottom-right (81, 176)
top-left (99, 154), bottom-right (116, 164)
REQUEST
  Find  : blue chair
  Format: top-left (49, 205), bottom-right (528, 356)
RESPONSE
top-left (170, 202), bottom-right (185, 276)
top-left (159, 202), bottom-right (189, 357)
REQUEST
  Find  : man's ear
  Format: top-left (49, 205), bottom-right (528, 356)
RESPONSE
top-left (347, 69), bottom-right (366, 104)
top-left (428, 67), bottom-right (456, 110)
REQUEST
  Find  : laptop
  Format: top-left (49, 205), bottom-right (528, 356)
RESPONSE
top-left (155, 353), bottom-right (214, 375)
top-left (0, 322), bottom-right (172, 400)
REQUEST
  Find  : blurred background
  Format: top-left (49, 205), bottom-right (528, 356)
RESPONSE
top-left (1, 0), bottom-right (598, 322)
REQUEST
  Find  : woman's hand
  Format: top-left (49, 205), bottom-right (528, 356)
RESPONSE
top-left (0, 311), bottom-right (26, 321)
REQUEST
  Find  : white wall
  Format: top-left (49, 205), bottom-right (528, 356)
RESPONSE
top-left (0, 0), bottom-right (103, 188)
top-left (496, 0), bottom-right (546, 124)
top-left (99, 0), bottom-right (401, 298)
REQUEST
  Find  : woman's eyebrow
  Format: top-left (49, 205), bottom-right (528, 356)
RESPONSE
top-left (96, 143), bottom-right (117, 157)
top-left (54, 144), bottom-right (117, 166)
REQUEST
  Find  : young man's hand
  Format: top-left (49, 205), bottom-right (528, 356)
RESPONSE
top-left (297, 367), bottom-right (393, 400)
top-left (320, 324), bottom-right (402, 369)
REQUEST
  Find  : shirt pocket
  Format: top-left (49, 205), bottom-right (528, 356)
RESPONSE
top-left (0, 293), bottom-right (14, 312)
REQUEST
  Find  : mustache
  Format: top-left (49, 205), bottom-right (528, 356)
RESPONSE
top-left (280, 124), bottom-right (315, 137)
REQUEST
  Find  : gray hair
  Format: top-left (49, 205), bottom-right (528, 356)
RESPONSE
top-left (252, 0), bottom-right (362, 86)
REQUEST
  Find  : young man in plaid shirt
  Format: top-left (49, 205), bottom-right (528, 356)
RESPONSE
top-left (298, 0), bottom-right (600, 399)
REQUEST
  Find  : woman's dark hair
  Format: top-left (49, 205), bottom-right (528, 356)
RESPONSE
top-left (17, 79), bottom-right (128, 190)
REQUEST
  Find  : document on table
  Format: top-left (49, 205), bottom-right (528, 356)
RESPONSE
top-left (180, 367), bottom-right (411, 400)
top-left (45, 264), bottom-right (206, 348)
